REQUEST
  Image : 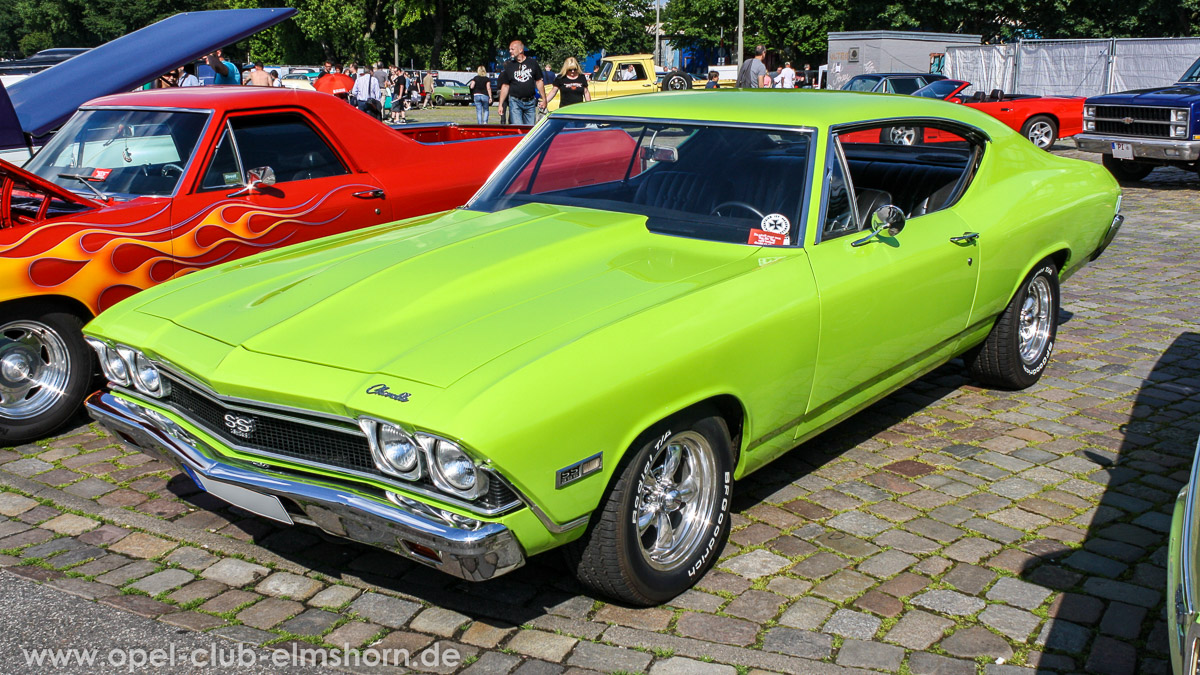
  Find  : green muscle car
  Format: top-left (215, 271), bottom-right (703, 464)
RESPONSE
top-left (82, 90), bottom-right (1123, 605)
top-left (433, 78), bottom-right (470, 106)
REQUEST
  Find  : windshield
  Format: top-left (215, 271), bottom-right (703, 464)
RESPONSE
top-left (913, 80), bottom-right (966, 99)
top-left (24, 109), bottom-right (208, 199)
top-left (469, 117), bottom-right (813, 246)
top-left (843, 76), bottom-right (882, 92)
top-left (1181, 57), bottom-right (1200, 82)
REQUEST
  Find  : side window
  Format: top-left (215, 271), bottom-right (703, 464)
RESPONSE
top-left (837, 122), bottom-right (981, 221)
top-left (597, 62), bottom-right (613, 82)
top-left (229, 114), bottom-right (348, 183)
top-left (887, 78), bottom-right (922, 95)
top-left (202, 128), bottom-right (242, 189)
top-left (821, 141), bottom-right (856, 240)
top-left (617, 63), bottom-right (649, 81)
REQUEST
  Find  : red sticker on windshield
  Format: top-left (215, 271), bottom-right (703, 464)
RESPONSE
top-left (90, 168), bottom-right (111, 181)
top-left (748, 228), bottom-right (788, 246)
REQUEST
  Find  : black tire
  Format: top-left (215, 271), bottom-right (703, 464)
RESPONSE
top-left (662, 71), bottom-right (690, 91)
top-left (565, 410), bottom-right (733, 606)
top-left (434, 94), bottom-right (445, 106)
top-left (1102, 154), bottom-right (1153, 182)
top-left (880, 125), bottom-right (923, 145)
top-left (0, 303), bottom-right (96, 444)
top-left (1020, 115), bottom-right (1058, 150)
top-left (967, 261), bottom-right (1059, 390)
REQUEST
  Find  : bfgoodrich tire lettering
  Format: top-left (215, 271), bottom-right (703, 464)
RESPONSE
top-left (967, 261), bottom-right (1059, 390)
top-left (565, 411), bottom-right (733, 606)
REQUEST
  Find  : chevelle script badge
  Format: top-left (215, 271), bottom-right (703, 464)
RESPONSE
top-left (367, 383), bottom-right (411, 402)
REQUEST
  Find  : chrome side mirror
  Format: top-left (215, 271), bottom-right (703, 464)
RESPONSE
top-left (851, 205), bottom-right (905, 247)
top-left (227, 166), bottom-right (276, 197)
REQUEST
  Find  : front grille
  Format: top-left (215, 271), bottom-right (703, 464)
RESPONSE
top-left (1094, 120), bottom-right (1172, 138)
top-left (1094, 105), bottom-right (1171, 122)
top-left (157, 374), bottom-right (520, 512)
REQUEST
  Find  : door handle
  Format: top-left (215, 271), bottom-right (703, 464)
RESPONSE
top-left (950, 231), bottom-right (979, 244)
top-left (642, 83), bottom-right (653, 87)
top-left (1000, 107), bottom-right (1012, 111)
top-left (353, 189), bottom-right (385, 199)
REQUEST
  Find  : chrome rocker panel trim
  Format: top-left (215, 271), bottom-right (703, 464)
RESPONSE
top-left (85, 392), bottom-right (526, 582)
top-left (1171, 435), bottom-right (1200, 675)
top-left (1073, 133), bottom-right (1200, 162)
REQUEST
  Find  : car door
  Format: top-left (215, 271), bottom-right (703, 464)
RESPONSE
top-left (594, 61), bottom-right (655, 100)
top-left (802, 122), bottom-right (983, 421)
top-left (169, 111), bottom-right (391, 277)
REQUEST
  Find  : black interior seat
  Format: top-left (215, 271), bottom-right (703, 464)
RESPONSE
top-left (633, 170), bottom-right (727, 214)
top-left (854, 188), bottom-right (893, 230)
top-left (910, 180), bottom-right (959, 217)
top-left (968, 91), bottom-right (986, 103)
top-left (989, 89), bottom-right (1004, 102)
top-left (846, 160), bottom-right (963, 216)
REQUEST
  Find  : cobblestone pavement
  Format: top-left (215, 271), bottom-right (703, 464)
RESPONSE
top-left (1, 145), bottom-right (1198, 674)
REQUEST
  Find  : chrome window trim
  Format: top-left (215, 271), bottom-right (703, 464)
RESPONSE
top-left (52, 106), bottom-right (216, 200)
top-left (551, 114), bottom-right (819, 135)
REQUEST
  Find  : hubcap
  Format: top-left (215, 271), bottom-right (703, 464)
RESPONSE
top-left (0, 321), bottom-right (71, 420)
top-left (889, 127), bottom-right (916, 145)
top-left (633, 430), bottom-right (718, 571)
top-left (1018, 276), bottom-right (1053, 365)
top-left (1028, 121), bottom-right (1054, 149)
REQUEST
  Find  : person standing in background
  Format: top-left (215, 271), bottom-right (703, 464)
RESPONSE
top-left (497, 40), bottom-right (546, 125)
top-left (207, 49), bottom-right (240, 85)
top-left (735, 45), bottom-right (767, 88)
top-left (179, 62), bottom-right (201, 87)
top-left (545, 57), bottom-right (589, 108)
top-left (705, 71), bottom-right (720, 88)
top-left (391, 69), bottom-right (409, 124)
top-left (248, 62), bottom-right (272, 86)
top-left (422, 70), bottom-right (436, 108)
top-left (780, 62), bottom-right (795, 88)
top-left (469, 66), bottom-right (492, 124)
top-left (353, 67), bottom-right (382, 117)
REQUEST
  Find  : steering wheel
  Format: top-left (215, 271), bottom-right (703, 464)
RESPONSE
top-left (161, 163), bottom-right (184, 177)
top-left (710, 200), bottom-right (765, 219)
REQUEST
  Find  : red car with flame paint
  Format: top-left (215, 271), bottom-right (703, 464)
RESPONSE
top-left (1, 87), bottom-right (526, 442)
top-left (913, 79), bottom-right (1084, 150)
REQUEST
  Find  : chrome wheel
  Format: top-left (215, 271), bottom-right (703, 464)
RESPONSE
top-left (886, 126), bottom-right (917, 145)
top-left (1027, 120), bottom-right (1055, 149)
top-left (1018, 275), bottom-right (1053, 365)
top-left (634, 430), bottom-right (718, 571)
top-left (0, 320), bottom-right (71, 420)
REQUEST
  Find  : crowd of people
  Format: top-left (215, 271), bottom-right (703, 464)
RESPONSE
top-left (150, 41), bottom-right (818, 126)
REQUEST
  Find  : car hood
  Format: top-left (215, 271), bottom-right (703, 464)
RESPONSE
top-left (136, 203), bottom-right (761, 388)
top-left (1087, 85), bottom-right (1200, 106)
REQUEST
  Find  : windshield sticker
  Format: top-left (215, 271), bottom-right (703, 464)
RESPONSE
top-left (223, 172), bottom-right (241, 185)
top-left (760, 213), bottom-right (790, 234)
top-left (90, 168), bottom-right (111, 181)
top-left (748, 228), bottom-right (788, 246)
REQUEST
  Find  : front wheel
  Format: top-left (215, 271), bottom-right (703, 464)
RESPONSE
top-left (1102, 154), bottom-right (1154, 182)
top-left (434, 95), bottom-right (445, 106)
top-left (565, 412), bottom-right (733, 605)
top-left (1020, 115), bottom-right (1058, 150)
top-left (1, 306), bottom-right (95, 444)
top-left (966, 261), bottom-right (1059, 390)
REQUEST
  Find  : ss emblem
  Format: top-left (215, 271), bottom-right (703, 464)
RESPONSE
top-left (223, 413), bottom-right (256, 438)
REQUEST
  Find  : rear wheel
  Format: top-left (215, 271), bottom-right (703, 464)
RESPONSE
top-left (565, 411), bottom-right (733, 606)
top-left (967, 261), bottom-right (1059, 390)
top-left (1020, 115), bottom-right (1058, 150)
top-left (434, 94), bottom-right (445, 106)
top-left (0, 305), bottom-right (95, 444)
top-left (1102, 154), bottom-right (1154, 182)
top-left (880, 125), bottom-right (922, 145)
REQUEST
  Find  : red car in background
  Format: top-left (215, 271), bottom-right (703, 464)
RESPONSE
top-left (913, 79), bottom-right (1084, 150)
top-left (1, 87), bottom-right (527, 442)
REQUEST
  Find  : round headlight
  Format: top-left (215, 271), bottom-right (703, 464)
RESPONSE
top-left (379, 424), bottom-right (419, 473)
top-left (435, 440), bottom-right (476, 490)
top-left (133, 353), bottom-right (162, 395)
top-left (105, 348), bottom-right (130, 385)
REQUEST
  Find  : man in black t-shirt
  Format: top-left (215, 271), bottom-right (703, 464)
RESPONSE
top-left (391, 68), bottom-right (409, 123)
top-left (497, 40), bottom-right (546, 125)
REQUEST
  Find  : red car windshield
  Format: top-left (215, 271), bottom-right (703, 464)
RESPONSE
top-left (25, 109), bottom-right (208, 199)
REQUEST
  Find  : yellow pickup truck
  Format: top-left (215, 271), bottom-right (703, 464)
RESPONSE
top-left (547, 54), bottom-right (696, 111)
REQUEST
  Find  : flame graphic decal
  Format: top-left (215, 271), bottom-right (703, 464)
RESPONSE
top-left (2, 183), bottom-right (380, 313)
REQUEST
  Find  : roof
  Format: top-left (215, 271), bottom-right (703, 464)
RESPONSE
top-left (554, 89), bottom-right (1009, 135)
top-left (85, 86), bottom-right (340, 110)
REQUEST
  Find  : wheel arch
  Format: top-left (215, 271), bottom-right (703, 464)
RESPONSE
top-left (1009, 247), bottom-right (1070, 302)
top-left (0, 294), bottom-right (95, 323)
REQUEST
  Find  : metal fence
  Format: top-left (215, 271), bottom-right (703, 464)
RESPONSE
top-left (945, 37), bottom-right (1200, 97)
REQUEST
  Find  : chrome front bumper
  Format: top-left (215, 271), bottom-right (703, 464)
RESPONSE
top-left (1169, 435), bottom-right (1200, 675)
top-left (85, 392), bottom-right (526, 581)
top-left (1091, 213), bottom-right (1124, 261)
top-left (1074, 133), bottom-right (1200, 162)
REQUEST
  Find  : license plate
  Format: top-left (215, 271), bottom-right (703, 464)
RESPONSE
top-left (190, 470), bottom-right (293, 524)
top-left (1112, 142), bottom-right (1134, 160)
